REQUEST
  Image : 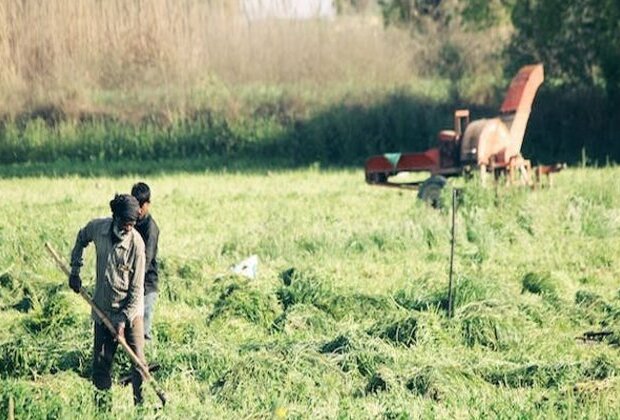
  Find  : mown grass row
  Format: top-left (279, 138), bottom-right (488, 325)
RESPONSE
top-left (2, 265), bottom-right (618, 378)
top-left (1, 268), bottom-right (619, 416)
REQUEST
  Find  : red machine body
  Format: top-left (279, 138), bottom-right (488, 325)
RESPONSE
top-left (365, 64), bottom-right (545, 188)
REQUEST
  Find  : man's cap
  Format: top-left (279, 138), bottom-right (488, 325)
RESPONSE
top-left (109, 194), bottom-right (140, 223)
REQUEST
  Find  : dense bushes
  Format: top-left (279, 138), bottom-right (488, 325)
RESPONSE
top-left (2, 83), bottom-right (617, 167)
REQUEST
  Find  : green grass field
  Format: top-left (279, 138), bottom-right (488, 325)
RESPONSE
top-left (1, 166), bottom-right (619, 418)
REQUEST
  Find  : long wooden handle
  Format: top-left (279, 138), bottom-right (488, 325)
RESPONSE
top-left (44, 242), bottom-right (167, 406)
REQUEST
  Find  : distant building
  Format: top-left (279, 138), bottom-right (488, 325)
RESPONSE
top-left (241, 0), bottom-right (336, 20)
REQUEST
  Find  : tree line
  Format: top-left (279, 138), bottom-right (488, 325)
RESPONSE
top-left (370, 0), bottom-right (620, 162)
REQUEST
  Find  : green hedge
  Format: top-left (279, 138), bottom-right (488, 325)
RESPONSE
top-left (1, 88), bottom-right (617, 167)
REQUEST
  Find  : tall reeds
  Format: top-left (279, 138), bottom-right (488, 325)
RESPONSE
top-left (0, 0), bottom-right (419, 117)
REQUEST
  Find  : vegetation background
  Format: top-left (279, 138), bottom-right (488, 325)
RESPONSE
top-left (0, 0), bottom-right (618, 168)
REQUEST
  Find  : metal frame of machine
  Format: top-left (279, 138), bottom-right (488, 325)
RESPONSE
top-left (364, 64), bottom-right (545, 204)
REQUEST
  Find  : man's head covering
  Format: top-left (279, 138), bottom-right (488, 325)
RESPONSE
top-left (109, 194), bottom-right (140, 224)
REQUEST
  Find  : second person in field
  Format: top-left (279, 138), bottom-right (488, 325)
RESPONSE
top-left (131, 182), bottom-right (160, 342)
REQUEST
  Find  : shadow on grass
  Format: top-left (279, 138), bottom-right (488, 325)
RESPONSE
top-left (0, 156), bottom-right (299, 178)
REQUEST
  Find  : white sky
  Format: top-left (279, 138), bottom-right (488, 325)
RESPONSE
top-left (241, 0), bottom-right (336, 20)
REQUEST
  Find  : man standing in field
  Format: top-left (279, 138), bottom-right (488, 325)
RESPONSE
top-left (68, 194), bottom-right (147, 408)
top-left (131, 182), bottom-right (160, 342)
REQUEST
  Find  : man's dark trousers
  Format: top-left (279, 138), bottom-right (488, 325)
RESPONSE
top-left (92, 317), bottom-right (146, 405)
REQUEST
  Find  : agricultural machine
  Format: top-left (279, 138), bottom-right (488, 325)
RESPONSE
top-left (364, 64), bottom-right (545, 206)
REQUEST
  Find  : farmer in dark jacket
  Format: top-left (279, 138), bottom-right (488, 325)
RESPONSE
top-left (131, 182), bottom-right (160, 341)
top-left (69, 194), bottom-right (147, 407)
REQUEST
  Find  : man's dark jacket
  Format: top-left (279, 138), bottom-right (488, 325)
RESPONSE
top-left (135, 214), bottom-right (160, 294)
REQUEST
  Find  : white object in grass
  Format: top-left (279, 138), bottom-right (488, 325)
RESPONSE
top-left (231, 255), bottom-right (259, 279)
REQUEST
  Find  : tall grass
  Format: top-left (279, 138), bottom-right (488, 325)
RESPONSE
top-left (0, 0), bottom-right (419, 117)
top-left (0, 1), bottom-right (617, 167)
top-left (0, 0), bottom-right (465, 167)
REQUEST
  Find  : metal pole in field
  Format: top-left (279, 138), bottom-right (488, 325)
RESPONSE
top-left (44, 242), bottom-right (167, 407)
top-left (8, 395), bottom-right (14, 420)
top-left (447, 188), bottom-right (459, 319)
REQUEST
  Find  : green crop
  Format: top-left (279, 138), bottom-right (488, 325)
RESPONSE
top-left (1, 165), bottom-right (620, 417)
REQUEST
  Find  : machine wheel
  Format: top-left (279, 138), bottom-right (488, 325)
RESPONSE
top-left (366, 172), bottom-right (388, 184)
top-left (417, 175), bottom-right (447, 208)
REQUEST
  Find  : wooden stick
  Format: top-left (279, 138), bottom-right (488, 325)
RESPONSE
top-left (44, 242), bottom-right (167, 406)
